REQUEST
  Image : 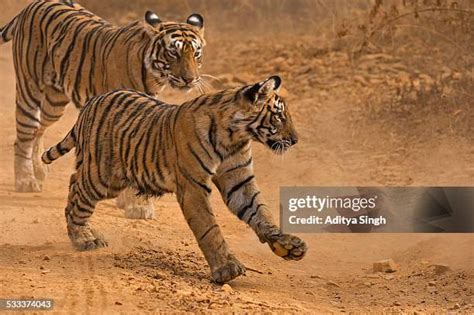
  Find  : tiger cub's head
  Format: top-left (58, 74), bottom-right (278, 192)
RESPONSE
top-left (241, 76), bottom-right (298, 154)
top-left (144, 11), bottom-right (205, 90)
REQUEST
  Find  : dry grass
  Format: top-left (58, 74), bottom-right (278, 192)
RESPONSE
top-left (345, 0), bottom-right (474, 138)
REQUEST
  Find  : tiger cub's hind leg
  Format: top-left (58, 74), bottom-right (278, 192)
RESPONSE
top-left (176, 184), bottom-right (246, 284)
top-left (116, 188), bottom-right (155, 220)
top-left (66, 172), bottom-right (108, 251)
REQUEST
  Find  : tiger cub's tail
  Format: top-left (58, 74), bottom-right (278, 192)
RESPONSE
top-left (42, 129), bottom-right (76, 164)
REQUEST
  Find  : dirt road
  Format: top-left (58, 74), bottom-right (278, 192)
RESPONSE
top-left (0, 3), bottom-right (473, 313)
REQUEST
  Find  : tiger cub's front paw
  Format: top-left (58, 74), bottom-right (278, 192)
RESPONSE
top-left (212, 256), bottom-right (246, 284)
top-left (67, 223), bottom-right (108, 251)
top-left (265, 228), bottom-right (307, 261)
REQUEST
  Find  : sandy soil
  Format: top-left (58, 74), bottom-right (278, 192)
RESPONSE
top-left (0, 2), bottom-right (473, 313)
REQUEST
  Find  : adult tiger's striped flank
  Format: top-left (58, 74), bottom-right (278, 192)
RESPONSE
top-left (0, 0), bottom-right (205, 204)
top-left (42, 76), bottom-right (307, 284)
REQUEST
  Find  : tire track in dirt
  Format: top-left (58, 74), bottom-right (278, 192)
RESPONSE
top-left (58, 253), bottom-right (110, 314)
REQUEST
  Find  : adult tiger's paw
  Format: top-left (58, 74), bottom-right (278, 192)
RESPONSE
top-left (212, 256), bottom-right (246, 284)
top-left (15, 177), bottom-right (43, 193)
top-left (123, 204), bottom-right (155, 220)
top-left (266, 228), bottom-right (307, 261)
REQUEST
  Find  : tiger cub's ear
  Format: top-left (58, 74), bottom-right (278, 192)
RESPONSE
top-left (145, 11), bottom-right (161, 27)
top-left (244, 76), bottom-right (282, 109)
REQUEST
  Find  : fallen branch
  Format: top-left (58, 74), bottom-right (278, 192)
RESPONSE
top-left (245, 266), bottom-right (264, 274)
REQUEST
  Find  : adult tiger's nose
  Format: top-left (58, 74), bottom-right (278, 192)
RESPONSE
top-left (182, 76), bottom-right (195, 85)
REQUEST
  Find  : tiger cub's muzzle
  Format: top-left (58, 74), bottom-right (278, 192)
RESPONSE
top-left (266, 135), bottom-right (298, 154)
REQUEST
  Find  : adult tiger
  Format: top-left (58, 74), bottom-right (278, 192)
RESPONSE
top-left (0, 0), bottom-right (205, 219)
top-left (41, 76), bottom-right (307, 283)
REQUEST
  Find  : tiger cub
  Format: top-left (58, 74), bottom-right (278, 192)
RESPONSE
top-left (42, 76), bottom-right (307, 283)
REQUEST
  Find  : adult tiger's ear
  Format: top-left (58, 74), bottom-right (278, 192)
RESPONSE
top-left (244, 76), bottom-right (282, 108)
top-left (145, 10), bottom-right (161, 27)
top-left (186, 13), bottom-right (204, 32)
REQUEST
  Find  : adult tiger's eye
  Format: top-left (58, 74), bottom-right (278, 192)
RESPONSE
top-left (167, 49), bottom-right (178, 58)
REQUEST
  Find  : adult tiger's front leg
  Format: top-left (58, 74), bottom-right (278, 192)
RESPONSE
top-left (115, 188), bottom-right (155, 220)
top-left (213, 150), bottom-right (307, 261)
top-left (176, 180), bottom-right (246, 284)
top-left (33, 87), bottom-right (70, 182)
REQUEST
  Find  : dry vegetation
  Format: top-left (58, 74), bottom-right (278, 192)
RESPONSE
top-left (80, 0), bottom-right (473, 139)
top-left (335, 0), bottom-right (474, 137)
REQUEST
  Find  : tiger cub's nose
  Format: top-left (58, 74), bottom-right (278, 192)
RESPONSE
top-left (289, 135), bottom-right (298, 146)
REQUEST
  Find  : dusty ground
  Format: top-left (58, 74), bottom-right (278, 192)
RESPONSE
top-left (1, 1), bottom-right (473, 313)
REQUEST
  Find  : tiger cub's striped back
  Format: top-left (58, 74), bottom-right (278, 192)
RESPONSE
top-left (43, 77), bottom-right (307, 283)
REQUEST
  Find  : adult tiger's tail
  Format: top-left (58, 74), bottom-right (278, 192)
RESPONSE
top-left (42, 129), bottom-right (76, 164)
top-left (0, 14), bottom-right (18, 44)
top-left (0, 1), bottom-right (75, 44)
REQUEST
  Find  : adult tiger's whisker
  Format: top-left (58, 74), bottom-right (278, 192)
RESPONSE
top-left (197, 81), bottom-right (207, 94)
top-left (199, 78), bottom-right (213, 93)
top-left (195, 82), bottom-right (205, 95)
top-left (202, 79), bottom-right (215, 93)
top-left (201, 74), bottom-right (221, 83)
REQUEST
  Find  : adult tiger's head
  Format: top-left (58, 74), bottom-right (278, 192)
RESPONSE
top-left (143, 11), bottom-right (205, 90)
top-left (240, 76), bottom-right (298, 154)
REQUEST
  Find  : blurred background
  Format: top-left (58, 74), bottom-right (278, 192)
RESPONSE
top-left (4, 1), bottom-right (473, 167)
top-left (76, 0), bottom-right (474, 153)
